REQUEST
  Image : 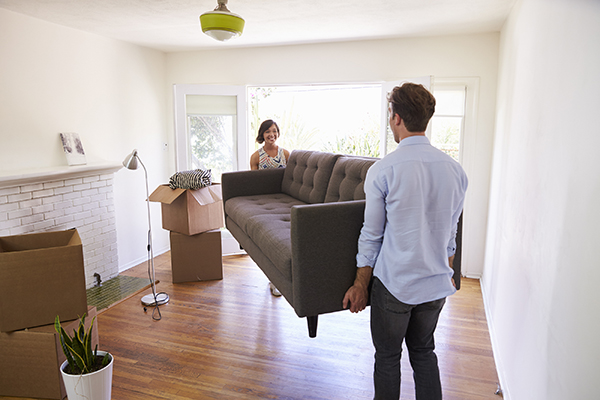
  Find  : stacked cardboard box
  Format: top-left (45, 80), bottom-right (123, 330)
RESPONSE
top-left (0, 306), bottom-right (98, 399)
top-left (0, 229), bottom-right (87, 332)
top-left (149, 184), bottom-right (224, 283)
top-left (0, 228), bottom-right (95, 399)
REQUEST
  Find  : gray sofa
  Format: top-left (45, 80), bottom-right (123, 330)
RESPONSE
top-left (221, 150), bottom-right (462, 337)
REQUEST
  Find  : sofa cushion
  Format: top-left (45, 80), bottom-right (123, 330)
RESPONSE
top-left (282, 150), bottom-right (341, 204)
top-left (324, 156), bottom-right (377, 202)
top-left (224, 193), bottom-right (306, 279)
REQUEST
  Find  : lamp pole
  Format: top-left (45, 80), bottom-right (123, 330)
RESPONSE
top-left (122, 150), bottom-right (169, 317)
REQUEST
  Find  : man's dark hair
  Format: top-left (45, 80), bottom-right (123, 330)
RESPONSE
top-left (387, 83), bottom-right (436, 132)
top-left (256, 119), bottom-right (280, 144)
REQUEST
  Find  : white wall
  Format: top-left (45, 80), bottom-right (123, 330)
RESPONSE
top-left (0, 9), bottom-right (171, 271)
top-left (0, 10), bottom-right (499, 278)
top-left (166, 33), bottom-right (500, 278)
top-left (483, 0), bottom-right (600, 398)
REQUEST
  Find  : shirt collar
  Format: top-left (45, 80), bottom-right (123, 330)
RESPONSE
top-left (398, 135), bottom-right (430, 148)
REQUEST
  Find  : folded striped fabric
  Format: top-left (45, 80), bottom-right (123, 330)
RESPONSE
top-left (169, 169), bottom-right (212, 190)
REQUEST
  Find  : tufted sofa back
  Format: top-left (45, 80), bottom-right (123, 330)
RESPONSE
top-left (282, 150), bottom-right (341, 204)
top-left (324, 155), bottom-right (378, 202)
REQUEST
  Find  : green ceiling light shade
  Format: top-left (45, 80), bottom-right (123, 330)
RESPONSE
top-left (200, 0), bottom-right (245, 42)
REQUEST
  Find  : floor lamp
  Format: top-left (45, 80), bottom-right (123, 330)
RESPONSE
top-left (122, 149), bottom-right (169, 311)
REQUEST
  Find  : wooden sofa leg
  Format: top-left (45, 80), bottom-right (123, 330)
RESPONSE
top-left (307, 315), bottom-right (318, 338)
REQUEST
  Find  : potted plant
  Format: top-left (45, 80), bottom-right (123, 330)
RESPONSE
top-left (55, 313), bottom-right (114, 400)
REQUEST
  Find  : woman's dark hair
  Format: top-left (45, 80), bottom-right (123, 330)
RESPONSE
top-left (256, 120), bottom-right (280, 144)
top-left (387, 83), bottom-right (436, 132)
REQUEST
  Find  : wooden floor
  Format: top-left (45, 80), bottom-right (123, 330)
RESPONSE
top-left (3, 253), bottom-right (501, 400)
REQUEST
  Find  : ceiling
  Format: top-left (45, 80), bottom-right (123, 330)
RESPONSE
top-left (0, 0), bottom-right (516, 52)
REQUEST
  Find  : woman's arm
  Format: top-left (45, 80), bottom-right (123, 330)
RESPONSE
top-left (250, 150), bottom-right (259, 170)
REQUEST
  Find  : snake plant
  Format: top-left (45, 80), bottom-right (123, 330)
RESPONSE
top-left (54, 313), bottom-right (111, 375)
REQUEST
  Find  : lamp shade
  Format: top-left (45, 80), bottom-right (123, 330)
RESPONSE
top-left (122, 149), bottom-right (139, 170)
top-left (200, 11), bottom-right (245, 41)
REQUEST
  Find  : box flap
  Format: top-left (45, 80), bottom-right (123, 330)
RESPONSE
top-left (209, 183), bottom-right (222, 201)
top-left (149, 185), bottom-right (186, 204)
top-left (0, 228), bottom-right (80, 253)
top-left (189, 184), bottom-right (222, 206)
top-left (67, 228), bottom-right (81, 246)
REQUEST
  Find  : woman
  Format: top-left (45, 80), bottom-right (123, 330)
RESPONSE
top-left (250, 120), bottom-right (290, 297)
top-left (250, 119), bottom-right (290, 170)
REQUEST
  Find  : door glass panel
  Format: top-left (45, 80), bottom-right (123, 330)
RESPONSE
top-left (430, 88), bottom-right (465, 162)
top-left (385, 106), bottom-right (397, 154)
top-left (430, 116), bottom-right (462, 162)
top-left (187, 115), bottom-right (234, 181)
top-left (434, 90), bottom-right (465, 115)
top-left (185, 95), bottom-right (237, 182)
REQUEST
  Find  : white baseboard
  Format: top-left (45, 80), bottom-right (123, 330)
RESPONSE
top-left (118, 245), bottom-right (170, 273)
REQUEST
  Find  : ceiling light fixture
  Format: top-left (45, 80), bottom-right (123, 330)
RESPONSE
top-left (200, 0), bottom-right (245, 42)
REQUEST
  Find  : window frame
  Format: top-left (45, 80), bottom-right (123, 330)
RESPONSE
top-left (173, 84), bottom-right (247, 172)
top-left (431, 77), bottom-right (479, 170)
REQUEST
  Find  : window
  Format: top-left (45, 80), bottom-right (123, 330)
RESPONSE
top-left (430, 87), bottom-right (466, 162)
top-left (248, 85), bottom-right (382, 158)
top-left (173, 85), bottom-right (246, 177)
top-left (186, 95), bottom-right (237, 180)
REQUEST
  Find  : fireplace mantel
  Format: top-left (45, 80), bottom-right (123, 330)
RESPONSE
top-left (0, 162), bottom-right (122, 189)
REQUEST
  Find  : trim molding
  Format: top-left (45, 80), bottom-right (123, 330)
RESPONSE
top-left (0, 162), bottom-right (122, 189)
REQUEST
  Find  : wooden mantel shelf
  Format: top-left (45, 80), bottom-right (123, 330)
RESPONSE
top-left (0, 162), bottom-right (123, 189)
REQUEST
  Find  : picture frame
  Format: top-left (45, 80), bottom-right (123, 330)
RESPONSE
top-left (59, 132), bottom-right (86, 166)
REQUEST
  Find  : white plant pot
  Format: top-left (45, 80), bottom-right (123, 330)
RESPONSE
top-left (60, 351), bottom-right (113, 400)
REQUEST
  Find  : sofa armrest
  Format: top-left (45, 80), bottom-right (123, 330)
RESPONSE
top-left (290, 200), bottom-right (366, 317)
top-left (221, 169), bottom-right (285, 203)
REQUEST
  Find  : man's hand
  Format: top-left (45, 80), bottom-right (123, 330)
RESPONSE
top-left (343, 284), bottom-right (369, 313)
top-left (342, 266), bottom-right (373, 313)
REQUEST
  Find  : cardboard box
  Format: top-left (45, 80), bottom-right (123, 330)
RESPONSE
top-left (170, 230), bottom-right (223, 283)
top-left (0, 228), bottom-right (88, 332)
top-left (149, 184), bottom-right (224, 236)
top-left (0, 306), bottom-right (99, 399)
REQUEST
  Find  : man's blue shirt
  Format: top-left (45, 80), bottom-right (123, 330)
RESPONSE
top-left (356, 136), bottom-right (468, 304)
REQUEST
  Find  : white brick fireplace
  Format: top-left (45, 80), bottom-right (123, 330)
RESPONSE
top-left (0, 163), bottom-right (122, 289)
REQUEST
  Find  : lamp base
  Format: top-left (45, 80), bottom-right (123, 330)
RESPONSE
top-left (141, 293), bottom-right (170, 306)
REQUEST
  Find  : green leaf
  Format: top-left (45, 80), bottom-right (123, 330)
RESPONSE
top-left (101, 352), bottom-right (111, 368)
top-left (55, 315), bottom-right (77, 372)
top-left (84, 317), bottom-right (96, 366)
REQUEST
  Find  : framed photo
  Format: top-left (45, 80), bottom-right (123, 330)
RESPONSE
top-left (59, 132), bottom-right (86, 166)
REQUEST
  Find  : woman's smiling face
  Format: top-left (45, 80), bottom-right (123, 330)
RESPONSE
top-left (263, 124), bottom-right (279, 144)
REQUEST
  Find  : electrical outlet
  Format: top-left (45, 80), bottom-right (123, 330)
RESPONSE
top-left (162, 143), bottom-right (168, 151)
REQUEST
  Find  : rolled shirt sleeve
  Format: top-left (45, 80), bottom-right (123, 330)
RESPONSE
top-left (356, 164), bottom-right (387, 268)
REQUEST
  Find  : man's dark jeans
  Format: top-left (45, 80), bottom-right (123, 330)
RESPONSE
top-left (370, 277), bottom-right (446, 400)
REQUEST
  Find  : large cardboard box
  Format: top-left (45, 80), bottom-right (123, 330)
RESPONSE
top-left (170, 230), bottom-right (223, 283)
top-left (0, 228), bottom-right (87, 332)
top-left (0, 306), bottom-right (99, 399)
top-left (149, 184), bottom-right (224, 236)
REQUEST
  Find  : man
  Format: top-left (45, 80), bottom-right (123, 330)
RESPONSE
top-left (343, 83), bottom-right (468, 400)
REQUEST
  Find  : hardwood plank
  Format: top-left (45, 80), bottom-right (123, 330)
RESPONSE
top-left (1, 252), bottom-right (500, 399)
